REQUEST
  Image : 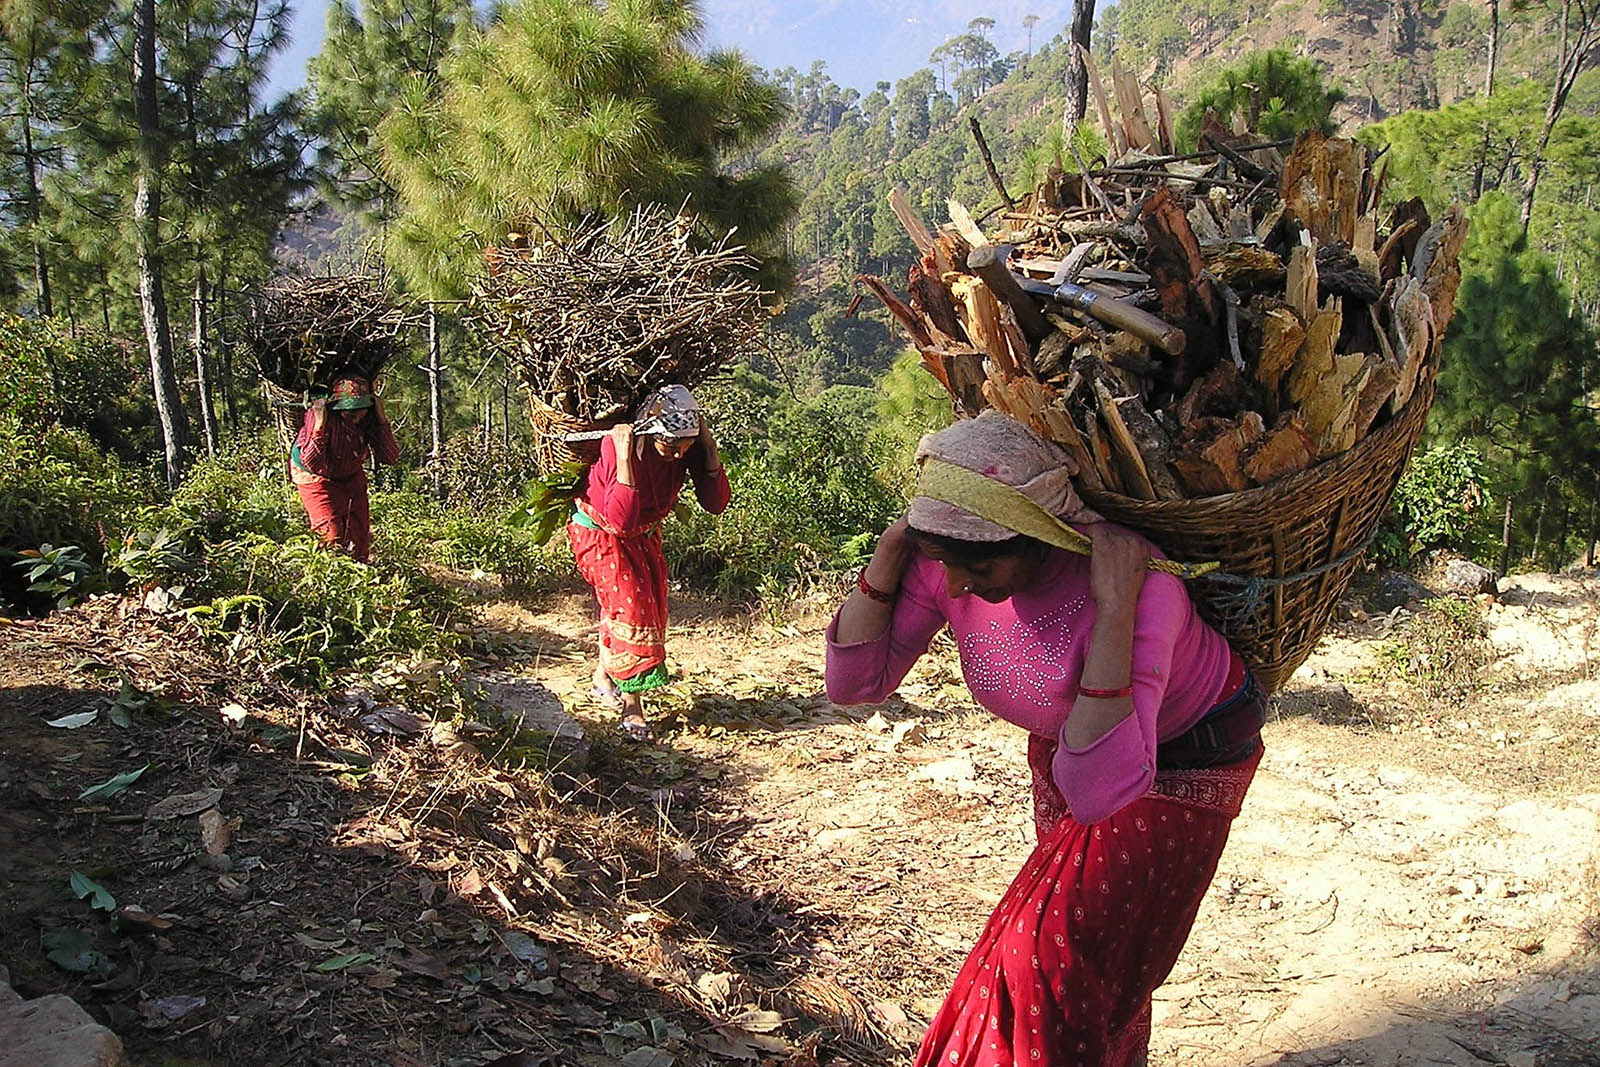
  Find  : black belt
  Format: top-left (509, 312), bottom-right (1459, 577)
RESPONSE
top-left (1156, 670), bottom-right (1267, 771)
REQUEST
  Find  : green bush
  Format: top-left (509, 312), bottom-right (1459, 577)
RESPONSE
top-left (184, 534), bottom-right (456, 687)
top-left (1374, 443), bottom-right (1492, 566)
top-left (0, 415), bottom-right (146, 610)
top-left (372, 490), bottom-right (575, 596)
top-left (0, 313), bottom-right (157, 460)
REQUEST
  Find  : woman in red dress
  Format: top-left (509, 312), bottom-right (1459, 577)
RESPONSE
top-left (567, 385), bottom-right (730, 741)
top-left (289, 376), bottom-right (399, 564)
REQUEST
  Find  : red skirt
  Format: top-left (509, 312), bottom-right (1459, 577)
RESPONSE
top-left (912, 739), bottom-right (1262, 1067)
top-left (567, 517), bottom-right (668, 683)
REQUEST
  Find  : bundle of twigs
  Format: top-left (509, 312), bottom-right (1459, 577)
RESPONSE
top-left (467, 204), bottom-right (768, 437)
top-left (245, 274), bottom-right (423, 402)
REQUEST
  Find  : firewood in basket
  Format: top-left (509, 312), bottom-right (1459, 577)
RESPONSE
top-left (1034, 327), bottom-right (1075, 379)
top-left (1140, 187), bottom-right (1218, 389)
top-left (1080, 411), bottom-right (1124, 494)
top-left (1243, 412), bottom-right (1317, 485)
top-left (1092, 378), bottom-right (1160, 500)
top-left (1254, 304), bottom-right (1305, 415)
top-left (888, 187), bottom-right (935, 254)
top-left (1379, 198), bottom-right (1430, 281)
top-left (1279, 131), bottom-right (1364, 248)
top-left (950, 275), bottom-right (1018, 376)
top-left (1387, 276), bottom-right (1434, 416)
top-left (1287, 297), bottom-right (1343, 410)
top-left (966, 244), bottom-right (1052, 342)
top-left (1353, 352), bottom-right (1401, 440)
top-left (936, 348), bottom-right (988, 416)
top-left (1109, 57), bottom-right (1156, 152)
top-left (1172, 413), bottom-right (1261, 496)
top-left (1285, 238), bottom-right (1319, 320)
top-left (1176, 361), bottom-right (1253, 427)
top-left (1416, 202), bottom-right (1470, 339)
top-left (909, 263), bottom-right (964, 341)
top-left (1300, 349), bottom-right (1369, 458)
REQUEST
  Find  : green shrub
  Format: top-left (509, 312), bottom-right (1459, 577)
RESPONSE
top-left (184, 534), bottom-right (456, 686)
top-left (0, 313), bottom-right (157, 459)
top-left (1374, 443), bottom-right (1492, 566)
top-left (372, 489), bottom-right (575, 596)
top-left (0, 415), bottom-right (146, 609)
top-left (1373, 596), bottom-right (1491, 704)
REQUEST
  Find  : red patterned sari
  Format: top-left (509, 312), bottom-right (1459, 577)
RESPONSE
top-left (913, 689), bottom-right (1264, 1067)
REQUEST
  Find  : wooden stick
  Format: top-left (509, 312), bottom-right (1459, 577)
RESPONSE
top-left (1075, 44), bottom-right (1123, 156)
top-left (968, 117), bottom-right (1015, 210)
top-left (888, 187), bottom-right (935, 254)
top-left (967, 245), bottom-right (1051, 342)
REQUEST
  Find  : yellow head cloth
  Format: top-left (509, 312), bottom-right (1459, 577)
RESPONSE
top-left (914, 458), bottom-right (1219, 579)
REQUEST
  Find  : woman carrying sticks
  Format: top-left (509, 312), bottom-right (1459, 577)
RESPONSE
top-left (569, 385), bottom-right (730, 742)
top-left (290, 375), bottom-right (399, 564)
top-left (826, 411), bottom-right (1265, 1067)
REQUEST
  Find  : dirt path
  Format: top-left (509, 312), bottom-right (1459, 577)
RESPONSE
top-left (489, 573), bottom-right (1600, 1067)
top-left (2, 574), bottom-right (1598, 1066)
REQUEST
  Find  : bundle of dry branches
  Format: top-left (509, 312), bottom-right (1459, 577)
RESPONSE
top-left (245, 274), bottom-right (423, 401)
top-left (864, 111), bottom-right (1466, 503)
top-left (467, 205), bottom-right (769, 436)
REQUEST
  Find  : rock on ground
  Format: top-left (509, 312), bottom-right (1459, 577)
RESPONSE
top-left (0, 967), bottom-right (125, 1067)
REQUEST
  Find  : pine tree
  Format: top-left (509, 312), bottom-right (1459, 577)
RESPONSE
top-left (1433, 191), bottom-right (1600, 568)
top-left (378, 0), bottom-right (796, 297)
top-left (307, 0), bottom-right (474, 221)
top-left (1174, 49), bottom-right (1344, 152)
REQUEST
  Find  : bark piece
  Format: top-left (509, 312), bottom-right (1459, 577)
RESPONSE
top-left (1177, 360), bottom-right (1252, 426)
top-left (1379, 198), bottom-right (1430, 280)
top-left (1109, 57), bottom-right (1156, 152)
top-left (1387, 276), bottom-right (1434, 415)
top-left (1206, 244), bottom-right (1285, 289)
top-left (1243, 412), bottom-right (1317, 485)
top-left (1416, 201), bottom-right (1470, 338)
top-left (1092, 377), bottom-right (1159, 500)
top-left (1353, 351), bottom-right (1400, 439)
top-left (908, 262), bottom-right (964, 341)
top-left (949, 275), bottom-right (1017, 376)
top-left (888, 187), bottom-right (935, 254)
top-left (1255, 303), bottom-right (1305, 413)
top-left (1287, 297), bottom-right (1343, 409)
top-left (1173, 412), bottom-right (1265, 495)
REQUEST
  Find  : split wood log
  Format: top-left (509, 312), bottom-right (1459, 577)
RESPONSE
top-left (1285, 238), bottom-right (1320, 320)
top-left (1153, 85), bottom-right (1177, 155)
top-left (1092, 377), bottom-right (1159, 499)
top-left (1287, 297), bottom-right (1343, 410)
top-left (950, 275), bottom-right (1018, 375)
top-left (947, 198), bottom-right (990, 248)
top-left (1243, 411), bottom-right (1317, 485)
top-left (909, 263), bottom-right (966, 341)
top-left (1353, 352), bottom-right (1400, 439)
top-left (1079, 409), bottom-right (1123, 493)
top-left (1415, 202), bottom-right (1470, 338)
top-left (1075, 44), bottom-right (1123, 156)
top-left (1206, 244), bottom-right (1285, 289)
top-left (1387, 276), bottom-right (1433, 415)
top-left (1255, 303), bottom-right (1306, 412)
top-left (966, 245), bottom-right (1052, 342)
top-left (939, 348), bottom-right (988, 416)
top-left (888, 188), bottom-right (935, 254)
top-left (1279, 131), bottom-right (1364, 247)
top-left (1109, 57), bottom-right (1157, 151)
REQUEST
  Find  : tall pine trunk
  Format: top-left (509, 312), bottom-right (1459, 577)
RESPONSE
top-left (21, 115), bottom-right (52, 317)
top-left (193, 267), bottom-right (218, 455)
top-left (133, 0), bottom-right (190, 486)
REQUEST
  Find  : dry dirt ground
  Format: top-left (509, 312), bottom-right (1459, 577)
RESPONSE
top-left (2, 570), bottom-right (1599, 1067)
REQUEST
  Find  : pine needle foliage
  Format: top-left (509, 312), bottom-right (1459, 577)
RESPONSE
top-left (378, 0), bottom-right (796, 297)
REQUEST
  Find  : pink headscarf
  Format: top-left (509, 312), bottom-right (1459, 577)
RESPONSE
top-left (909, 411), bottom-right (1101, 541)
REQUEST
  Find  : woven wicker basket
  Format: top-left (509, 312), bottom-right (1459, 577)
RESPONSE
top-left (1080, 358), bottom-right (1438, 695)
top-left (527, 395), bottom-right (608, 471)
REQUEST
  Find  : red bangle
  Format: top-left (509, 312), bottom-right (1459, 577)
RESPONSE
top-left (1078, 684), bottom-right (1134, 699)
top-left (856, 568), bottom-right (896, 603)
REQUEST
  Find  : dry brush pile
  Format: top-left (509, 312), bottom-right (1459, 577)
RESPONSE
top-left (466, 205), bottom-right (770, 464)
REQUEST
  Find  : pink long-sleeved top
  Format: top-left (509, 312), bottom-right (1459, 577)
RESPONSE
top-left (575, 435), bottom-right (731, 534)
top-left (825, 536), bottom-right (1234, 822)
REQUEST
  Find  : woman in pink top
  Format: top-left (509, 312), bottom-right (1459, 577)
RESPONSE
top-left (569, 385), bottom-right (730, 742)
top-left (826, 411), bottom-right (1265, 1067)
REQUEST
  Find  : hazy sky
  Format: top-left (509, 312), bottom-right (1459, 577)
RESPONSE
top-left (266, 1), bottom-right (1072, 100)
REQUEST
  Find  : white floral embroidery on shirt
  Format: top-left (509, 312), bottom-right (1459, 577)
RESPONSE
top-left (959, 596), bottom-right (1085, 707)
